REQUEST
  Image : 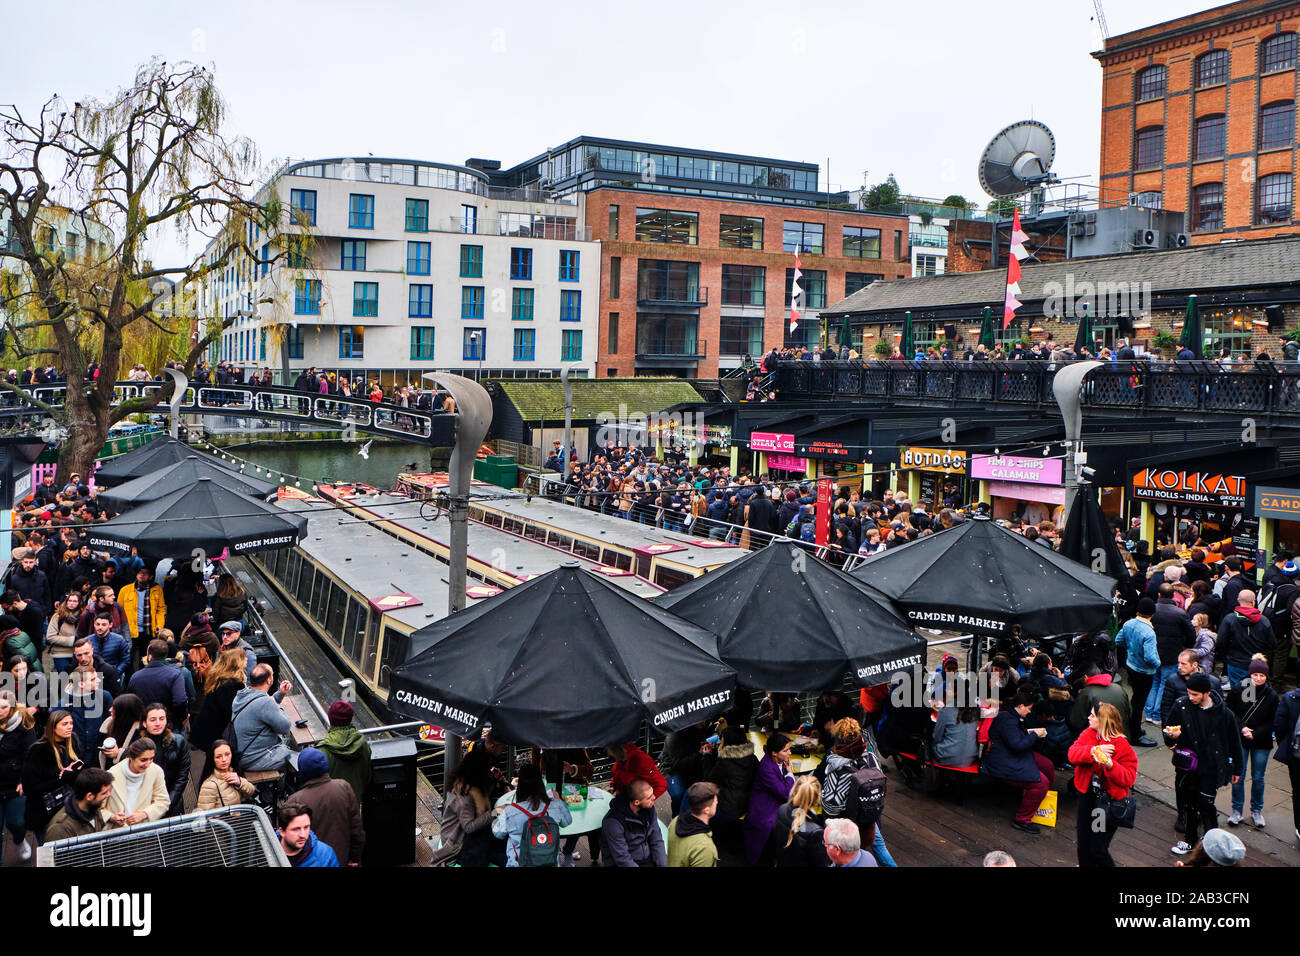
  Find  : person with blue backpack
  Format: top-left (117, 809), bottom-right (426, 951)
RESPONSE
top-left (491, 763), bottom-right (573, 867)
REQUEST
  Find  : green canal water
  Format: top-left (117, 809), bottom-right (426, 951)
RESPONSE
top-left (224, 440), bottom-right (436, 490)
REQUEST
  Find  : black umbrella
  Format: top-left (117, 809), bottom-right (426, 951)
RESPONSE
top-left (1060, 481), bottom-right (1137, 616)
top-left (96, 456), bottom-right (278, 511)
top-left (94, 437), bottom-right (237, 485)
top-left (85, 477), bottom-right (307, 562)
top-left (1073, 302), bottom-right (1094, 355)
top-left (653, 543), bottom-right (927, 691)
top-left (852, 516), bottom-right (1115, 637)
top-left (388, 564), bottom-right (736, 748)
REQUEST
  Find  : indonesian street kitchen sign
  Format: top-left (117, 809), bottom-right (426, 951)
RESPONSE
top-left (1130, 468), bottom-right (1247, 508)
top-left (899, 446), bottom-right (968, 474)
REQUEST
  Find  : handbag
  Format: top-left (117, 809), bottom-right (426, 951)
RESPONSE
top-left (1171, 747), bottom-right (1199, 773)
top-left (42, 783), bottom-right (72, 814)
top-left (1091, 774), bottom-right (1136, 829)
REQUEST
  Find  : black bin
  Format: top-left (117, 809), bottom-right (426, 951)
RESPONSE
top-left (362, 737), bottom-right (417, 867)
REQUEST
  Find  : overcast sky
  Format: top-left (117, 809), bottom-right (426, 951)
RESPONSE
top-left (7, 0), bottom-right (1216, 262)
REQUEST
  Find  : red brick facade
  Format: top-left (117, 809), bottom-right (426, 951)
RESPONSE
top-left (946, 219), bottom-right (1069, 273)
top-left (582, 189), bottom-right (910, 376)
top-left (1096, 0), bottom-right (1300, 243)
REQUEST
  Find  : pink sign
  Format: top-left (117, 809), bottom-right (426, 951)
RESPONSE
top-left (750, 431), bottom-right (794, 453)
top-left (767, 453), bottom-right (808, 473)
top-left (988, 481), bottom-right (1066, 506)
top-left (971, 454), bottom-right (1063, 485)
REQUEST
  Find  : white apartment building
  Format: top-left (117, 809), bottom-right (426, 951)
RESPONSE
top-left (204, 157), bottom-right (599, 384)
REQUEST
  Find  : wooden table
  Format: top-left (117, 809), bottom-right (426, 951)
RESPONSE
top-left (280, 695), bottom-right (323, 748)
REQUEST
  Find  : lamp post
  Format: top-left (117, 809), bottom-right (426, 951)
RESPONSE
top-left (1052, 360), bottom-right (1101, 524)
top-left (469, 330), bottom-right (484, 382)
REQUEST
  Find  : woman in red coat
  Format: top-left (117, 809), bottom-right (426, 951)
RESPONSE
top-left (606, 742), bottom-right (667, 801)
top-left (1067, 701), bottom-right (1138, 867)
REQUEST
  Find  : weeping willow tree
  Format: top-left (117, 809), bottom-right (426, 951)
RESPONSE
top-left (0, 59), bottom-right (289, 481)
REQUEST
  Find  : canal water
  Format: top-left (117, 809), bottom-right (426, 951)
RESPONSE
top-left (225, 440), bottom-right (434, 490)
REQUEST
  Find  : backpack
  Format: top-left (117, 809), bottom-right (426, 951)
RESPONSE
top-left (1259, 582), bottom-right (1298, 639)
top-left (512, 800), bottom-right (559, 867)
top-left (799, 522), bottom-right (816, 543)
top-left (1213, 574), bottom-right (1229, 598)
top-left (821, 752), bottom-right (887, 827)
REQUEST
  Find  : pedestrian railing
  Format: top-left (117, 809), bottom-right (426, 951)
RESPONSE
top-left (39, 805), bottom-right (287, 867)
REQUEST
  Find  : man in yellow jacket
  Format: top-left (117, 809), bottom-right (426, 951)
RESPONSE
top-left (118, 566), bottom-right (166, 672)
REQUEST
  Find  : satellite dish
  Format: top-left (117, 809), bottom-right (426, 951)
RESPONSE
top-left (978, 120), bottom-right (1057, 199)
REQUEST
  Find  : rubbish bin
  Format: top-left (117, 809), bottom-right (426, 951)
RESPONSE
top-left (361, 737), bottom-right (417, 866)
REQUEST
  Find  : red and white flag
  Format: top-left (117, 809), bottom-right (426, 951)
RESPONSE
top-left (1002, 209), bottom-right (1029, 330)
top-left (790, 246), bottom-right (803, 333)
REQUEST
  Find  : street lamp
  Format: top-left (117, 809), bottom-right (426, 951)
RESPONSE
top-left (469, 330), bottom-right (484, 382)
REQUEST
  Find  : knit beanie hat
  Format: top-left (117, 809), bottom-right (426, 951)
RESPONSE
top-left (297, 747), bottom-right (330, 782)
top-left (1185, 673), bottom-right (1214, 693)
top-left (328, 700), bottom-right (354, 727)
top-left (1248, 655), bottom-right (1270, 676)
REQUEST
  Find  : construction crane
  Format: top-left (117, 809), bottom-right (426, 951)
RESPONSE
top-left (1092, 0), bottom-right (1110, 39)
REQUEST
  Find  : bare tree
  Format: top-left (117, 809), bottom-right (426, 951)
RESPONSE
top-left (0, 58), bottom-right (280, 480)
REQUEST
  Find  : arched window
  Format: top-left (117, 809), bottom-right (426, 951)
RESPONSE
top-left (1135, 65), bottom-right (1167, 100)
top-left (1192, 182), bottom-right (1223, 230)
top-left (1257, 172), bottom-right (1293, 224)
top-left (1259, 101), bottom-right (1295, 150)
top-left (1261, 33), bottom-right (1298, 73)
top-left (1134, 127), bottom-right (1165, 169)
top-left (1195, 49), bottom-right (1229, 87)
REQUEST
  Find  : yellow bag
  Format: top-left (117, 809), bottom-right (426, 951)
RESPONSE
top-left (1033, 790), bottom-right (1058, 828)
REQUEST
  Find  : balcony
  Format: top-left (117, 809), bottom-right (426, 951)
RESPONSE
top-left (444, 216), bottom-right (591, 241)
top-left (636, 285), bottom-right (708, 308)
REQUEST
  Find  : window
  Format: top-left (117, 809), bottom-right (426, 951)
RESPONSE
top-left (410, 326), bottom-right (435, 361)
top-left (638, 260), bottom-right (700, 302)
top-left (1262, 33), bottom-right (1298, 73)
top-left (513, 328), bottom-right (535, 361)
top-left (409, 284), bottom-right (432, 318)
top-left (463, 328), bottom-right (485, 361)
top-left (637, 314), bottom-right (698, 355)
top-left (610, 256), bottom-right (621, 298)
top-left (406, 241), bottom-right (430, 275)
top-left (459, 244), bottom-right (482, 278)
top-left (915, 254), bottom-right (943, 277)
top-left (339, 326), bottom-right (364, 359)
top-left (341, 240), bottom-right (366, 271)
top-left (608, 312), bottom-right (619, 354)
top-left (348, 194), bottom-right (374, 229)
top-left (635, 208), bottom-right (699, 244)
top-left (786, 268), bottom-right (826, 308)
top-left (721, 264), bottom-right (765, 306)
top-left (845, 273), bottom-right (882, 296)
top-left (719, 315), bottom-right (763, 356)
top-left (782, 221), bottom-right (824, 254)
top-left (1260, 101), bottom-right (1295, 150)
top-left (1134, 127), bottom-right (1164, 169)
top-left (404, 198), bottom-right (429, 232)
top-left (285, 238), bottom-right (310, 269)
top-left (560, 290), bottom-right (582, 321)
top-left (259, 328), bottom-right (266, 360)
top-left (1136, 65), bottom-right (1166, 100)
top-left (559, 249), bottom-right (580, 281)
top-left (294, 279), bottom-right (320, 315)
top-left (561, 330), bottom-right (582, 362)
top-left (510, 247), bottom-right (532, 280)
top-left (1192, 182), bottom-right (1224, 230)
top-left (1196, 49), bottom-right (1228, 87)
top-left (719, 215), bottom-right (764, 249)
top-left (1257, 172), bottom-right (1293, 224)
top-left (1194, 115), bottom-right (1226, 160)
top-left (461, 286), bottom-right (484, 318)
top-left (259, 242), bottom-right (269, 277)
top-left (461, 204), bottom-right (478, 234)
top-left (512, 288), bottom-right (534, 320)
top-left (289, 189), bottom-right (317, 226)
top-left (608, 204), bottom-right (619, 239)
top-left (842, 226), bottom-right (881, 258)
top-left (286, 325), bottom-right (304, 359)
top-left (353, 282), bottom-right (378, 317)
top-left (894, 231), bottom-right (903, 260)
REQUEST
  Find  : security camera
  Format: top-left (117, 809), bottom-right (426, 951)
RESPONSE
top-left (1080, 466), bottom-right (1097, 481)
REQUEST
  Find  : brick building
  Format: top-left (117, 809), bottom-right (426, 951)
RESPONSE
top-left (946, 217), bottom-right (1069, 273)
top-left (1096, 0), bottom-right (1300, 243)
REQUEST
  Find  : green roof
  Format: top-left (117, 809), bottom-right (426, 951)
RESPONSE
top-left (495, 378), bottom-right (704, 422)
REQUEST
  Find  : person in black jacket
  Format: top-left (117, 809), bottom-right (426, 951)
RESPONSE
top-left (0, 693), bottom-right (37, 859)
top-left (1225, 656), bottom-right (1278, 828)
top-left (1215, 590), bottom-right (1276, 685)
top-left (140, 703), bottom-right (190, 817)
top-left (1165, 673), bottom-right (1241, 855)
top-left (1272, 685), bottom-right (1300, 843)
top-left (189, 648), bottom-right (246, 753)
top-left (745, 485), bottom-right (776, 536)
top-left (1146, 585), bottom-right (1196, 725)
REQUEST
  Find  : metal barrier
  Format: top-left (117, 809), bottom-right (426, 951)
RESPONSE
top-left (39, 805), bottom-right (287, 867)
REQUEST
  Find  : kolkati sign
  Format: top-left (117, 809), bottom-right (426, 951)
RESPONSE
top-left (900, 446), bottom-right (968, 474)
top-left (1130, 468), bottom-right (1247, 508)
top-left (1254, 485), bottom-right (1300, 521)
top-left (971, 454), bottom-right (1063, 485)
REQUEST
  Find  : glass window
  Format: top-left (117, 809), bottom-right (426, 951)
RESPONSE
top-left (915, 254), bottom-right (943, 277)
top-left (608, 312), bottom-right (619, 354)
top-left (409, 284), bottom-right (432, 318)
top-left (461, 286), bottom-right (484, 319)
top-left (783, 221), bottom-right (824, 254)
top-left (1197, 49), bottom-right (1229, 87)
top-left (461, 204), bottom-right (478, 234)
top-left (608, 205), bottom-right (619, 239)
top-left (1258, 172), bottom-right (1293, 224)
top-left (294, 279), bottom-right (320, 315)
top-left (311, 571), bottom-right (329, 623)
top-left (406, 241), bottom-right (430, 275)
top-left (1262, 33), bottom-right (1297, 73)
top-left (786, 268), bottom-right (826, 308)
top-left (339, 325), bottom-right (365, 359)
top-left (560, 290), bottom-right (582, 321)
top-left (842, 226), bottom-right (881, 258)
top-left (1204, 310), bottom-right (1253, 356)
top-left (1194, 115), bottom-right (1226, 160)
top-left (561, 329), bottom-right (582, 362)
top-left (289, 189), bottom-right (316, 226)
top-left (286, 325), bottom-right (304, 359)
top-left (341, 240), bottom-right (366, 271)
top-left (610, 256), bottom-right (621, 298)
top-left (719, 215), bottom-right (764, 249)
top-left (512, 288), bottom-right (534, 320)
top-left (635, 208), bottom-right (699, 244)
top-left (348, 193), bottom-right (374, 229)
top-left (1134, 127), bottom-right (1164, 169)
top-left (295, 561), bottom-right (314, 607)
top-left (1260, 101), bottom-right (1294, 150)
top-left (284, 550), bottom-right (301, 594)
top-left (513, 328), bottom-right (535, 361)
top-left (352, 281), bottom-right (378, 317)
top-left (510, 247), bottom-right (532, 280)
top-left (410, 326), bottom-right (435, 361)
top-left (721, 264), bottom-right (765, 306)
top-left (637, 260), bottom-right (700, 302)
top-left (377, 625), bottom-right (401, 692)
top-left (719, 315), bottom-right (763, 356)
top-left (559, 249), bottom-right (580, 281)
top-left (404, 198), bottom-right (429, 232)
top-left (459, 244), bottom-right (482, 278)
top-left (1136, 65), bottom-right (1166, 100)
top-left (845, 272), bottom-right (882, 296)
top-left (636, 314), bottom-right (698, 355)
top-left (325, 582), bottom-right (347, 643)
top-left (463, 327), bottom-right (486, 360)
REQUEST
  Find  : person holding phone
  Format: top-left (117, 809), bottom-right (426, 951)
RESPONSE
top-left (21, 710), bottom-right (83, 841)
